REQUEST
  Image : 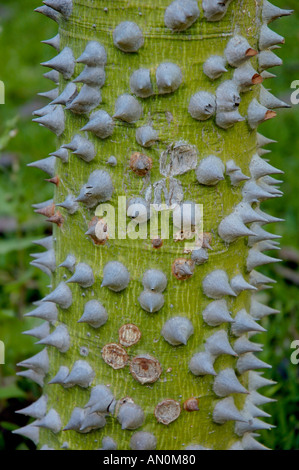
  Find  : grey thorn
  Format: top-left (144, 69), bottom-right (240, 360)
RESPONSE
top-left (250, 298), bottom-right (279, 320)
top-left (138, 291), bottom-right (164, 313)
top-left (113, 21), bottom-right (144, 53)
top-left (230, 274), bottom-right (257, 295)
top-left (250, 390), bottom-right (276, 406)
top-left (35, 408), bottom-right (62, 433)
top-left (244, 399), bottom-right (271, 419)
top-left (72, 135), bottom-right (96, 162)
top-left (224, 35), bottom-right (257, 68)
top-left (56, 194), bottom-right (78, 214)
top-left (66, 262), bottom-right (95, 288)
top-left (40, 445), bottom-right (55, 450)
top-left (228, 441), bottom-right (244, 450)
top-left (156, 62), bottom-right (182, 95)
top-left (127, 197), bottom-right (150, 223)
top-left (231, 309), bottom-right (266, 337)
top-left (17, 348), bottom-right (49, 375)
top-left (42, 33), bottom-right (60, 51)
top-left (99, 437), bottom-right (117, 450)
top-left (213, 368), bottom-right (248, 397)
top-left (191, 248), bottom-right (209, 265)
top-left (205, 330), bottom-right (237, 358)
top-left (164, 0), bottom-right (200, 32)
top-left (59, 254), bottom-right (76, 272)
top-left (248, 371), bottom-right (276, 392)
top-left (65, 85), bottom-right (102, 115)
top-left (79, 411), bottom-right (106, 432)
top-left (84, 385), bottom-right (114, 413)
top-left (27, 156), bottom-right (56, 176)
top-left (30, 261), bottom-right (51, 277)
top-left (195, 155), bottom-right (225, 186)
top-left (33, 236), bottom-right (53, 250)
top-left (81, 110), bottom-right (115, 139)
top-left (73, 66), bottom-right (106, 87)
top-left (235, 418), bottom-right (274, 436)
top-left (32, 105), bottom-right (65, 136)
top-left (77, 41), bottom-right (107, 66)
top-left (43, 70), bottom-right (60, 84)
top-left (249, 270), bottom-right (276, 288)
top-left (24, 302), bottom-right (58, 323)
top-left (42, 282), bottom-right (73, 309)
top-left (216, 80), bottom-right (241, 112)
top-left (142, 269), bottom-right (167, 293)
top-left (235, 202), bottom-right (268, 224)
top-left (38, 88), bottom-right (59, 101)
top-left (130, 431), bottom-right (157, 450)
top-left (257, 147), bottom-right (272, 157)
top-left (78, 300), bottom-right (108, 329)
top-left (188, 91), bottom-right (216, 121)
top-left (260, 86), bottom-right (290, 109)
top-left (117, 403), bottom-right (145, 430)
top-left (12, 424), bottom-right (39, 445)
top-left (76, 170), bottom-right (114, 209)
top-left (130, 68), bottom-right (153, 98)
top-left (161, 316), bottom-right (194, 346)
top-left (51, 82), bottom-right (77, 105)
top-left (22, 322), bottom-right (50, 340)
top-left (50, 147), bottom-right (69, 163)
top-left (260, 70), bottom-right (277, 80)
top-left (242, 180), bottom-right (274, 204)
top-left (202, 299), bottom-right (234, 326)
top-left (242, 433), bottom-right (270, 451)
top-left (234, 336), bottom-right (263, 355)
top-left (259, 23), bottom-right (285, 51)
top-left (258, 50), bottom-right (282, 71)
top-left (34, 5), bottom-right (60, 23)
top-left (226, 160), bottom-right (249, 186)
top-left (101, 261), bottom-right (130, 292)
top-left (17, 369), bottom-right (45, 387)
top-left (246, 248), bottom-right (281, 272)
top-left (16, 395), bottom-right (48, 419)
top-left (63, 407), bottom-right (85, 431)
top-left (41, 47), bottom-right (75, 79)
top-left (202, 0), bottom-right (232, 22)
top-left (43, 0), bottom-right (73, 19)
top-left (237, 353), bottom-right (272, 374)
top-left (203, 55), bottom-right (227, 80)
top-left (107, 156), bottom-right (117, 167)
top-left (30, 249), bottom-right (56, 272)
top-left (202, 270), bottom-right (237, 299)
top-left (216, 110), bottom-right (245, 129)
top-left (37, 323), bottom-right (70, 353)
top-left (213, 397), bottom-right (247, 425)
top-left (113, 94), bottom-right (143, 123)
top-left (262, 0), bottom-right (293, 24)
top-left (62, 134), bottom-right (81, 151)
top-left (64, 360), bottom-right (95, 388)
top-left (256, 240), bottom-right (281, 252)
top-left (33, 103), bottom-right (56, 117)
top-left (233, 63), bottom-right (262, 92)
top-left (136, 125), bottom-right (158, 147)
top-left (254, 207), bottom-right (284, 224)
top-left (48, 365), bottom-right (69, 386)
top-left (189, 351), bottom-right (216, 376)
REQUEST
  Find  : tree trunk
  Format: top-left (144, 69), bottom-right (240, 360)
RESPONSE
top-left (15, 0), bottom-right (292, 450)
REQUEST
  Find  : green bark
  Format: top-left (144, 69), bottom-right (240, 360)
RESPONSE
top-left (27, 0), bottom-right (283, 450)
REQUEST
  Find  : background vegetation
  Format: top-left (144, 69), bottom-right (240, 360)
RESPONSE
top-left (0, 0), bottom-right (298, 450)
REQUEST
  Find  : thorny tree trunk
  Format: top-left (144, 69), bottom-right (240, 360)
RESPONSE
top-left (15, 0), bottom-right (293, 450)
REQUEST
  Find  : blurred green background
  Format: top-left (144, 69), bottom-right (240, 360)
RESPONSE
top-left (0, 0), bottom-right (298, 450)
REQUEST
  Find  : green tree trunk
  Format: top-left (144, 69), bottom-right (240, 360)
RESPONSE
top-left (15, 0), bottom-right (292, 450)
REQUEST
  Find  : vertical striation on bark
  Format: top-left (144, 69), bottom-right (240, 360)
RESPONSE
top-left (15, 0), bottom-right (293, 450)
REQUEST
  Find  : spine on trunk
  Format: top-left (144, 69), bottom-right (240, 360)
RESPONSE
top-left (14, 0), bottom-right (293, 450)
